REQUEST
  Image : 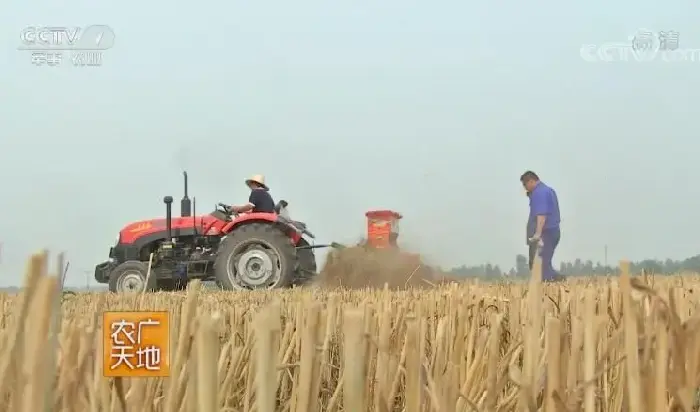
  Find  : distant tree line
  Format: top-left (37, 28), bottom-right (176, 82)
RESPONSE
top-left (448, 254), bottom-right (700, 278)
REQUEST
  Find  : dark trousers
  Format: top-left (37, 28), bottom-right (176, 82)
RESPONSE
top-left (540, 228), bottom-right (561, 281)
top-left (528, 229), bottom-right (561, 281)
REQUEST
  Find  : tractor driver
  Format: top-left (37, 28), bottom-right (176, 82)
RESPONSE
top-left (229, 174), bottom-right (276, 214)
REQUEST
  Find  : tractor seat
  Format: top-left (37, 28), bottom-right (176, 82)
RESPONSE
top-left (274, 200), bottom-right (289, 214)
top-left (276, 214), bottom-right (306, 230)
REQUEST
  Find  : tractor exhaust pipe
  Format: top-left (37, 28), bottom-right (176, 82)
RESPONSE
top-left (181, 171), bottom-right (191, 217)
top-left (192, 197), bottom-right (197, 235)
top-left (164, 196), bottom-right (173, 239)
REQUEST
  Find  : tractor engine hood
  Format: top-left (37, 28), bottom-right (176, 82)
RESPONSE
top-left (121, 214), bottom-right (224, 233)
top-left (121, 219), bottom-right (166, 234)
top-left (118, 214), bottom-right (221, 244)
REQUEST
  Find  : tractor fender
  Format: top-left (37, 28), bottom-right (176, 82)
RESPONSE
top-left (221, 216), bottom-right (302, 244)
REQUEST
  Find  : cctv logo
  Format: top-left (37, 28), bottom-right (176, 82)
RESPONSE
top-left (18, 25), bottom-right (115, 51)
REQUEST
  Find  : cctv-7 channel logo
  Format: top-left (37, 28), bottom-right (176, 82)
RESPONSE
top-left (18, 25), bottom-right (115, 67)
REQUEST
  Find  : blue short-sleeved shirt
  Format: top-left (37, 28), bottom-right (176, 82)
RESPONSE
top-left (249, 188), bottom-right (275, 213)
top-left (527, 182), bottom-right (560, 235)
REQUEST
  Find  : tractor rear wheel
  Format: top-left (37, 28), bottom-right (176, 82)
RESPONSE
top-left (214, 223), bottom-right (297, 290)
top-left (294, 238), bottom-right (317, 286)
top-left (108, 260), bottom-right (157, 293)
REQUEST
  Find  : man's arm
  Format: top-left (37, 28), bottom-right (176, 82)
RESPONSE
top-left (231, 203), bottom-right (254, 213)
top-left (530, 189), bottom-right (550, 237)
top-left (231, 191), bottom-right (257, 213)
top-left (534, 215), bottom-right (547, 237)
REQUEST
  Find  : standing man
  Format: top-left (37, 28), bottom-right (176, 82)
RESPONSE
top-left (521, 171), bottom-right (563, 282)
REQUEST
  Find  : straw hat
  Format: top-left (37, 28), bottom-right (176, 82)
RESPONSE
top-left (245, 174), bottom-right (268, 190)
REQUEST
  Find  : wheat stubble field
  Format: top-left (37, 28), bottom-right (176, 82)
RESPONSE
top-left (1, 251), bottom-right (700, 412)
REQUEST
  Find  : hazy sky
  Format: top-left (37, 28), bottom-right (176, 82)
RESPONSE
top-left (1, 0), bottom-right (699, 286)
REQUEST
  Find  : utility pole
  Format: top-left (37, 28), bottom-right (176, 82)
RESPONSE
top-left (83, 270), bottom-right (90, 291)
top-left (604, 244), bottom-right (609, 271)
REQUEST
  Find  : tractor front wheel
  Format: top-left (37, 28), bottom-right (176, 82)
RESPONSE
top-left (108, 260), bottom-right (157, 293)
top-left (214, 223), bottom-right (297, 290)
top-left (158, 278), bottom-right (187, 291)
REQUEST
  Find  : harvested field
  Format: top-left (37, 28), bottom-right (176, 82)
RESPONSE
top-left (2, 252), bottom-right (700, 411)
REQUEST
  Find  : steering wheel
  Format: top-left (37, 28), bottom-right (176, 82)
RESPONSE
top-left (217, 202), bottom-right (235, 215)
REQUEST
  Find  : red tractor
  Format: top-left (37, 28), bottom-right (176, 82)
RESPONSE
top-left (94, 172), bottom-right (318, 292)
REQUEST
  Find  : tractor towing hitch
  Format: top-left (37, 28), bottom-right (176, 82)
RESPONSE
top-left (296, 242), bottom-right (346, 250)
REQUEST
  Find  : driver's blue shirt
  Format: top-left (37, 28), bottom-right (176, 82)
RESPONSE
top-left (249, 188), bottom-right (275, 213)
top-left (527, 181), bottom-right (560, 236)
